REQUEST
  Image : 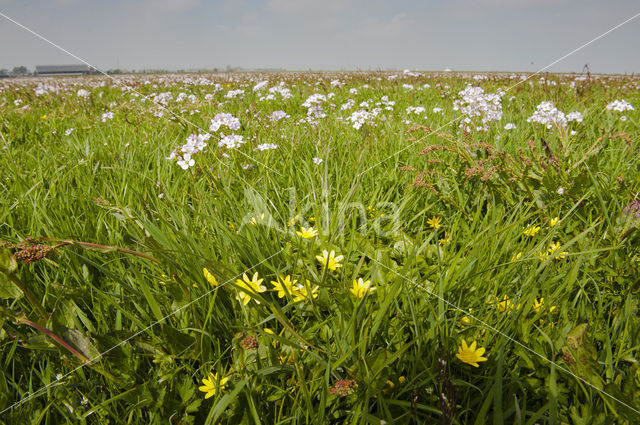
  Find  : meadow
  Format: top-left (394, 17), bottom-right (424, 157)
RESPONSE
top-left (0, 70), bottom-right (639, 424)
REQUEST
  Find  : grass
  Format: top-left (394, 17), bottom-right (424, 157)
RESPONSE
top-left (0, 71), bottom-right (639, 424)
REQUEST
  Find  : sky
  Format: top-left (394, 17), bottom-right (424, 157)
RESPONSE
top-left (1, 0), bottom-right (639, 74)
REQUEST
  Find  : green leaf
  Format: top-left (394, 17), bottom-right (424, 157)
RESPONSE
top-left (0, 248), bottom-right (17, 274)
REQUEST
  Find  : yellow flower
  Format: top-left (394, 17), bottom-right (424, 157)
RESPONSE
top-left (512, 252), bottom-right (523, 261)
top-left (291, 280), bottom-right (319, 303)
top-left (296, 226), bottom-right (318, 239)
top-left (203, 268), bottom-right (219, 287)
top-left (547, 241), bottom-right (567, 260)
top-left (235, 272), bottom-right (267, 305)
top-left (398, 376), bottom-right (406, 385)
top-left (496, 295), bottom-right (513, 313)
top-left (250, 213), bottom-right (266, 226)
top-left (532, 298), bottom-right (544, 314)
top-left (456, 339), bottom-right (488, 367)
top-left (439, 232), bottom-right (450, 245)
top-left (427, 216), bottom-right (442, 229)
top-left (549, 217), bottom-right (559, 227)
top-left (271, 275), bottom-right (296, 298)
top-left (459, 316), bottom-right (472, 326)
top-left (523, 225), bottom-right (541, 237)
top-left (159, 274), bottom-right (168, 286)
top-left (316, 250), bottom-right (343, 271)
top-left (350, 277), bottom-right (375, 298)
top-left (198, 372), bottom-right (229, 399)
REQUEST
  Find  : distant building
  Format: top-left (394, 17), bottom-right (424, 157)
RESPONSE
top-left (35, 65), bottom-right (94, 76)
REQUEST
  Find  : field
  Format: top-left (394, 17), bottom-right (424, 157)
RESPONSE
top-left (1, 70), bottom-right (639, 424)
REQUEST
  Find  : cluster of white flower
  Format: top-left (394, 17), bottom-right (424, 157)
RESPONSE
top-left (566, 111), bottom-right (583, 122)
top-left (255, 143), bottom-right (278, 151)
top-left (225, 89), bottom-right (244, 99)
top-left (313, 157), bottom-right (324, 165)
top-left (330, 79), bottom-right (344, 87)
top-left (453, 85), bottom-right (504, 131)
top-left (347, 109), bottom-right (379, 130)
top-left (218, 134), bottom-right (245, 149)
top-left (302, 93), bottom-right (327, 120)
top-left (341, 99), bottom-right (355, 111)
top-left (268, 110), bottom-right (289, 122)
top-left (376, 96), bottom-right (395, 111)
top-left (267, 83), bottom-right (292, 100)
top-left (402, 84), bottom-right (414, 90)
top-left (253, 81), bottom-right (269, 92)
top-left (167, 133), bottom-right (211, 170)
top-left (77, 89), bottom-right (90, 98)
top-left (504, 123), bottom-right (516, 130)
top-left (101, 112), bottom-right (114, 122)
top-left (64, 128), bottom-right (74, 136)
top-left (606, 99), bottom-right (634, 112)
top-left (527, 101), bottom-right (567, 129)
top-left (153, 92), bottom-right (173, 106)
top-left (210, 113), bottom-right (241, 132)
top-left (176, 92), bottom-right (197, 103)
top-left (349, 88), bottom-right (358, 95)
top-left (406, 106), bottom-right (426, 115)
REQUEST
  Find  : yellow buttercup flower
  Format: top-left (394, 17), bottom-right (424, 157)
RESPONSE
top-left (316, 250), bottom-right (343, 271)
top-left (532, 298), bottom-right (544, 314)
top-left (350, 277), bottom-right (375, 298)
top-left (459, 316), bottom-right (472, 326)
top-left (439, 232), bottom-right (451, 245)
top-left (547, 241), bottom-right (567, 260)
top-left (271, 275), bottom-right (296, 298)
top-left (291, 280), bottom-right (319, 303)
top-left (203, 268), bottom-right (219, 287)
top-left (198, 372), bottom-right (229, 399)
top-left (296, 226), bottom-right (318, 239)
top-left (496, 295), bottom-right (513, 313)
top-left (549, 217), bottom-right (559, 227)
top-left (456, 339), bottom-right (488, 367)
top-left (235, 272), bottom-right (266, 305)
top-left (523, 225), bottom-right (541, 237)
top-left (427, 216), bottom-right (442, 229)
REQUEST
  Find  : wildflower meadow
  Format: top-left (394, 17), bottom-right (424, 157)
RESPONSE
top-left (1, 70), bottom-right (639, 424)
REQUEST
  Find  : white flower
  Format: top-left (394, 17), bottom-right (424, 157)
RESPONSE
top-left (101, 112), bottom-right (114, 122)
top-left (268, 110), bottom-right (289, 122)
top-left (312, 157), bottom-right (323, 165)
top-left (452, 85), bottom-right (503, 132)
top-left (557, 187), bottom-right (565, 195)
top-left (606, 99), bottom-right (634, 112)
top-left (406, 106), bottom-right (426, 115)
top-left (210, 113), bottom-right (241, 132)
top-left (64, 128), bottom-right (74, 136)
top-left (255, 143), bottom-right (278, 151)
top-left (504, 123), bottom-right (516, 130)
top-left (527, 101), bottom-right (567, 129)
top-left (253, 81), bottom-right (269, 91)
top-left (620, 115), bottom-right (627, 121)
top-left (218, 134), bottom-right (245, 149)
top-left (566, 111), bottom-right (583, 122)
top-left (77, 89), bottom-right (90, 98)
top-left (225, 89), bottom-right (245, 99)
top-left (166, 133), bottom-right (210, 169)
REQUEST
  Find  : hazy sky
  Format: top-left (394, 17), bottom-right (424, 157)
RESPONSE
top-left (1, 0), bottom-right (639, 73)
